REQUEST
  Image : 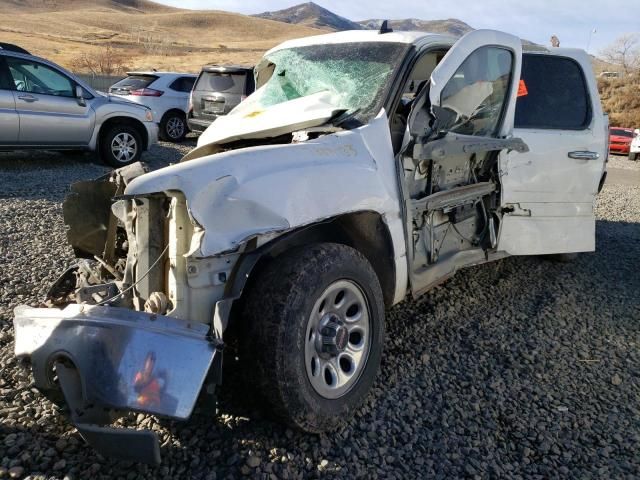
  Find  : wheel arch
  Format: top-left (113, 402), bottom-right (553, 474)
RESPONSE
top-left (160, 108), bottom-right (187, 124)
top-left (229, 211), bottom-right (397, 314)
top-left (98, 116), bottom-right (149, 151)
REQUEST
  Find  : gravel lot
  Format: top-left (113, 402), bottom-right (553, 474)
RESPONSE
top-left (1, 146), bottom-right (638, 479)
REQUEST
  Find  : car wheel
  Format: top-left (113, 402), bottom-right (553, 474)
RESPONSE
top-left (241, 243), bottom-right (385, 433)
top-left (100, 125), bottom-right (143, 168)
top-left (160, 112), bottom-right (187, 142)
top-left (629, 152), bottom-right (638, 161)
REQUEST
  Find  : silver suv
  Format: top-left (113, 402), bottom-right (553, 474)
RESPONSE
top-left (0, 43), bottom-right (158, 167)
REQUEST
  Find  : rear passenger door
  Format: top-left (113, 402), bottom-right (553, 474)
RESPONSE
top-left (497, 51), bottom-right (607, 255)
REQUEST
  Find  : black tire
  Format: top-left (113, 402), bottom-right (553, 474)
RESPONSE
top-left (100, 125), bottom-right (143, 167)
top-left (160, 111), bottom-right (187, 142)
top-left (240, 243), bottom-right (385, 433)
top-left (629, 152), bottom-right (638, 161)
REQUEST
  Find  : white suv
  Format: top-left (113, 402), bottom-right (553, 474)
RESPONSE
top-left (630, 129), bottom-right (640, 161)
top-left (110, 72), bottom-right (196, 142)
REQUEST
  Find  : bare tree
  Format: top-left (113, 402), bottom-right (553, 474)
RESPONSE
top-left (70, 44), bottom-right (128, 76)
top-left (600, 34), bottom-right (640, 74)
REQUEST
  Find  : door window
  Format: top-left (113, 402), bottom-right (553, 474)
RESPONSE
top-left (439, 46), bottom-right (513, 136)
top-left (515, 55), bottom-right (590, 130)
top-left (169, 76), bottom-right (196, 93)
top-left (6, 57), bottom-right (75, 97)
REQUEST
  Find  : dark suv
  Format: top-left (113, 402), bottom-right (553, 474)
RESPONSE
top-left (187, 65), bottom-right (254, 132)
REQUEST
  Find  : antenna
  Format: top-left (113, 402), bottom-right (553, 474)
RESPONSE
top-left (379, 20), bottom-right (393, 34)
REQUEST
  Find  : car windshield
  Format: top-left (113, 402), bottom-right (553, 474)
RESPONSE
top-left (611, 128), bottom-right (633, 138)
top-left (242, 42), bottom-right (409, 124)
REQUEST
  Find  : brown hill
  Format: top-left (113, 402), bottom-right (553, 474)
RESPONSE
top-left (0, 0), bottom-right (323, 73)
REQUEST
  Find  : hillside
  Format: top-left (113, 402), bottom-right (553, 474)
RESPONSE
top-left (254, 2), bottom-right (473, 37)
top-left (599, 77), bottom-right (640, 128)
top-left (255, 2), bottom-right (362, 31)
top-left (0, 0), bottom-right (322, 73)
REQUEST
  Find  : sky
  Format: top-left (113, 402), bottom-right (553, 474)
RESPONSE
top-left (154, 0), bottom-right (639, 55)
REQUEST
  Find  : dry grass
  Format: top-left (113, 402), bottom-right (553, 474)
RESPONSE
top-left (0, 1), bottom-right (323, 73)
top-left (598, 76), bottom-right (640, 128)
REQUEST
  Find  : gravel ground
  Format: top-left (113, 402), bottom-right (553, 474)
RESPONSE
top-left (608, 154), bottom-right (640, 171)
top-left (1, 144), bottom-right (639, 479)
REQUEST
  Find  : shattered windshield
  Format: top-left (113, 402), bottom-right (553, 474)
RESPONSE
top-left (239, 42), bottom-right (409, 124)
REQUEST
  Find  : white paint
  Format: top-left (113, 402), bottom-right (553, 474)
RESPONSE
top-left (497, 48), bottom-right (606, 255)
top-left (264, 30), bottom-right (453, 55)
top-left (195, 91), bottom-right (343, 149)
top-left (126, 111), bottom-right (409, 304)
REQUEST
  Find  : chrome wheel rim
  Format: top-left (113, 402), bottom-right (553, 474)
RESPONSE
top-left (304, 279), bottom-right (371, 399)
top-left (111, 132), bottom-right (137, 163)
top-left (166, 117), bottom-right (185, 139)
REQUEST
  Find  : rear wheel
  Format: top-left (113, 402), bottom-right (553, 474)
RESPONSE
top-left (629, 152), bottom-right (638, 161)
top-left (241, 243), bottom-right (385, 432)
top-left (100, 125), bottom-right (143, 167)
top-left (160, 111), bottom-right (187, 142)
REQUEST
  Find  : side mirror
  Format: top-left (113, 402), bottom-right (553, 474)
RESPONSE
top-left (75, 84), bottom-right (86, 106)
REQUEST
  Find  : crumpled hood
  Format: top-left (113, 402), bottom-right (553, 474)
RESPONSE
top-left (187, 91), bottom-right (343, 160)
top-left (124, 111), bottom-right (397, 257)
top-left (104, 93), bottom-right (150, 111)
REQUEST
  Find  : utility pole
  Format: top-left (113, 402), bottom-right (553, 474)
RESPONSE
top-left (586, 28), bottom-right (597, 54)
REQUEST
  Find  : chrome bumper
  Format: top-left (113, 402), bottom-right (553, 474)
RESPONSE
top-left (14, 304), bottom-right (220, 464)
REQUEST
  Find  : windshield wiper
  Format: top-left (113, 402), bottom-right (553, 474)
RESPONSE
top-left (332, 108), bottom-right (361, 127)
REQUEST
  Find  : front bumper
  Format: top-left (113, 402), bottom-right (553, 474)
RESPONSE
top-left (144, 121), bottom-right (160, 148)
top-left (609, 143), bottom-right (631, 154)
top-left (14, 304), bottom-right (220, 464)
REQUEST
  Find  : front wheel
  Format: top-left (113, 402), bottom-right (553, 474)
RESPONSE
top-left (629, 152), bottom-right (638, 161)
top-left (100, 125), bottom-right (143, 167)
top-left (241, 243), bottom-right (385, 432)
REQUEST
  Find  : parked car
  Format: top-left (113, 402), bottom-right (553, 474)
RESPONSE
top-left (0, 43), bottom-right (157, 167)
top-left (14, 28), bottom-right (607, 464)
top-left (109, 72), bottom-right (196, 142)
top-left (630, 129), bottom-right (640, 160)
top-left (609, 127), bottom-right (634, 155)
top-left (187, 64), bottom-right (254, 133)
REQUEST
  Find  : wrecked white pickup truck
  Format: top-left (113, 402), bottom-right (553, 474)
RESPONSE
top-left (14, 27), bottom-right (607, 464)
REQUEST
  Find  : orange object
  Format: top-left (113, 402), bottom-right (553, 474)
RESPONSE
top-left (517, 79), bottom-right (529, 97)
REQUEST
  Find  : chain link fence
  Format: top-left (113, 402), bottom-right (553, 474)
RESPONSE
top-left (75, 73), bottom-right (124, 92)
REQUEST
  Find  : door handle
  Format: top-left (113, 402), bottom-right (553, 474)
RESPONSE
top-left (568, 151), bottom-right (599, 160)
top-left (17, 94), bottom-right (38, 103)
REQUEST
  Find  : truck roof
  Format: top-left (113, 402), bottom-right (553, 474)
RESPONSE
top-left (266, 30), bottom-right (457, 55)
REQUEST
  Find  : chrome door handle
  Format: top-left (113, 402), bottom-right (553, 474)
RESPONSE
top-left (17, 94), bottom-right (38, 102)
top-left (568, 151), bottom-right (599, 160)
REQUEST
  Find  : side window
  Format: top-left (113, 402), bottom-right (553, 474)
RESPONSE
top-left (169, 77), bottom-right (196, 93)
top-left (6, 57), bottom-right (74, 98)
top-left (0, 57), bottom-right (13, 90)
top-left (439, 46), bottom-right (513, 137)
top-left (515, 55), bottom-right (590, 130)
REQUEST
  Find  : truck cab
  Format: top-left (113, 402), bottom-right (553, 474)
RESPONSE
top-left (13, 28), bottom-right (607, 464)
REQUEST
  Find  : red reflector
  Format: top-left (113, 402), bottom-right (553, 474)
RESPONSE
top-left (130, 88), bottom-right (164, 97)
top-left (517, 79), bottom-right (528, 97)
